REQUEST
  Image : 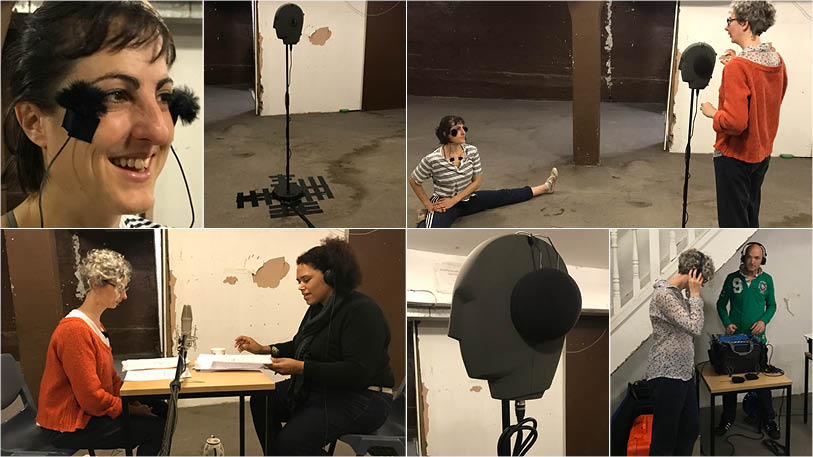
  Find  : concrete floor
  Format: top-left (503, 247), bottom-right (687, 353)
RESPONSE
top-left (696, 395), bottom-right (811, 456)
top-left (407, 96), bottom-right (812, 228)
top-left (205, 85), bottom-right (406, 228)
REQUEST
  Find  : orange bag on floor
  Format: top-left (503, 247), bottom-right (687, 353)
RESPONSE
top-left (627, 414), bottom-right (653, 456)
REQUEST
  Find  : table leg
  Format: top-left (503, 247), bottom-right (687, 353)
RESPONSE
top-left (805, 343), bottom-right (810, 424)
top-left (122, 399), bottom-right (133, 456)
top-left (785, 386), bottom-right (791, 456)
top-left (710, 393), bottom-right (716, 456)
top-left (240, 395), bottom-right (245, 456)
top-left (264, 394), bottom-right (270, 456)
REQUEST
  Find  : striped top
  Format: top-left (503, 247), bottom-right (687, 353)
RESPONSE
top-left (120, 215), bottom-right (162, 228)
top-left (411, 144), bottom-right (482, 200)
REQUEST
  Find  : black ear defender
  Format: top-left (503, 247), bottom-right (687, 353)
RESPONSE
top-left (740, 242), bottom-right (767, 265)
top-left (168, 86), bottom-right (201, 228)
top-left (323, 268), bottom-right (335, 288)
top-left (731, 375), bottom-right (745, 384)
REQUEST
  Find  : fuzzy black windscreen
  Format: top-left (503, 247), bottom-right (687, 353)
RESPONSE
top-left (169, 86), bottom-right (200, 125)
top-left (55, 81), bottom-right (107, 143)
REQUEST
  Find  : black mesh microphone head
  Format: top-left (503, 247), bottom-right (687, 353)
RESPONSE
top-left (680, 42), bottom-right (717, 90)
top-left (55, 81), bottom-right (107, 143)
top-left (510, 268), bottom-right (582, 342)
top-left (169, 86), bottom-right (200, 126)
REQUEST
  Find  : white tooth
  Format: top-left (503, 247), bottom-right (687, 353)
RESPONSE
top-left (144, 157), bottom-right (151, 168)
top-left (135, 159), bottom-right (144, 170)
top-left (118, 158), bottom-right (128, 167)
top-left (127, 158), bottom-right (135, 168)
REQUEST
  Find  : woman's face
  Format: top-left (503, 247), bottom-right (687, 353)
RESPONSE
top-left (37, 42), bottom-right (173, 216)
top-left (447, 121), bottom-right (467, 145)
top-left (296, 263), bottom-right (333, 306)
top-left (725, 10), bottom-right (747, 45)
top-left (98, 279), bottom-right (128, 309)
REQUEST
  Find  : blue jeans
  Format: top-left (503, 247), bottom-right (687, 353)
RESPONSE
top-left (250, 379), bottom-right (392, 455)
top-left (417, 186), bottom-right (533, 228)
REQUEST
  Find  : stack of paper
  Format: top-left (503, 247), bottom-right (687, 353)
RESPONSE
top-left (123, 368), bottom-right (191, 382)
top-left (194, 353), bottom-right (272, 371)
top-left (122, 357), bottom-right (186, 372)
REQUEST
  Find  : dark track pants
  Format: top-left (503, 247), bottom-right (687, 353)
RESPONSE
top-left (250, 379), bottom-right (392, 456)
top-left (418, 186), bottom-right (533, 228)
top-left (714, 155), bottom-right (770, 228)
top-left (648, 377), bottom-right (699, 456)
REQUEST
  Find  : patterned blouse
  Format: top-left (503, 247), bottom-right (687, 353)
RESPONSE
top-left (646, 280), bottom-right (705, 381)
top-left (739, 42), bottom-right (780, 67)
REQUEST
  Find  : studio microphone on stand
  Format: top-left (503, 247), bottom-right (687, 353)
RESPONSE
top-left (159, 304), bottom-right (197, 455)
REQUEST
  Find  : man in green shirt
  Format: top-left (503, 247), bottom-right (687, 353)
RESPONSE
top-left (715, 242), bottom-right (779, 439)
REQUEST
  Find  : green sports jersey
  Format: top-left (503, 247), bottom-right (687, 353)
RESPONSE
top-left (716, 270), bottom-right (777, 343)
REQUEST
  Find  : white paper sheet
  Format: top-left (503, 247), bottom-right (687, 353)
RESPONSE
top-left (123, 368), bottom-right (191, 382)
top-left (194, 353), bottom-right (272, 371)
top-left (122, 357), bottom-right (186, 372)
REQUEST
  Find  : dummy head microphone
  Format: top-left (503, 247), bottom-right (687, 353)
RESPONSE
top-left (510, 268), bottom-right (582, 343)
top-left (55, 81), bottom-right (108, 143)
top-left (273, 3), bottom-right (304, 45)
top-left (679, 43), bottom-right (716, 90)
top-left (169, 86), bottom-right (200, 126)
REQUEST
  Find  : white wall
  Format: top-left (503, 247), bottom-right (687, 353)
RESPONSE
top-left (670, 2), bottom-right (812, 157)
top-left (693, 229), bottom-right (812, 406)
top-left (167, 228), bottom-right (344, 405)
top-left (153, 20), bottom-right (204, 227)
top-left (257, 1), bottom-right (367, 115)
top-left (417, 321), bottom-right (565, 456)
top-left (406, 249), bottom-right (609, 311)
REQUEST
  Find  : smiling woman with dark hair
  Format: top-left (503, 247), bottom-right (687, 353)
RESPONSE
top-left (1, 1), bottom-right (180, 228)
top-left (409, 115), bottom-right (559, 228)
top-left (234, 238), bottom-right (394, 455)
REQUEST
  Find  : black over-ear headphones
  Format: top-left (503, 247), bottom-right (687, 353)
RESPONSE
top-left (740, 242), bottom-right (767, 265)
top-left (322, 268), bottom-right (335, 288)
top-left (696, 251), bottom-right (706, 271)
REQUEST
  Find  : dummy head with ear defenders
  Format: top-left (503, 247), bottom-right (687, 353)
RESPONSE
top-left (448, 234), bottom-right (582, 401)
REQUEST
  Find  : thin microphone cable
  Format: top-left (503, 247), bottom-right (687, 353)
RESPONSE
top-left (38, 137), bottom-right (71, 228)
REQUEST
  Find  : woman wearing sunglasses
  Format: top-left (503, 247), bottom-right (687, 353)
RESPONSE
top-left (409, 115), bottom-right (558, 228)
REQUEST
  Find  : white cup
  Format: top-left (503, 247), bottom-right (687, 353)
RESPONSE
top-left (211, 347), bottom-right (226, 355)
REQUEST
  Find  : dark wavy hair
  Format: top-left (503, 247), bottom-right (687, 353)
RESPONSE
top-left (2, 1), bottom-right (176, 194)
top-left (435, 115), bottom-right (466, 144)
top-left (297, 237), bottom-right (362, 293)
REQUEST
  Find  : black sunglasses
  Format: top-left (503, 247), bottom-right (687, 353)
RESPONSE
top-left (450, 126), bottom-right (468, 137)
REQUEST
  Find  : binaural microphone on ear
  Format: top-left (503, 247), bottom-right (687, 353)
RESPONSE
top-left (55, 81), bottom-right (107, 143)
top-left (169, 86), bottom-right (200, 126)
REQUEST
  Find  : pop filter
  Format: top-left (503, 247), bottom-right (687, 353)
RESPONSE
top-left (679, 42), bottom-right (716, 90)
top-left (273, 3), bottom-right (304, 45)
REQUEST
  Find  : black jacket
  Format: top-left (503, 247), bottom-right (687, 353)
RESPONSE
top-left (272, 290), bottom-right (394, 392)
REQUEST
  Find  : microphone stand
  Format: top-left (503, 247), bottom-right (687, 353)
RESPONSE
top-left (497, 400), bottom-right (538, 456)
top-left (681, 88), bottom-right (699, 228)
top-left (271, 43), bottom-right (314, 228)
top-left (159, 334), bottom-right (188, 455)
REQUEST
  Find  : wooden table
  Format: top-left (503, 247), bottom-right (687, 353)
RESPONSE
top-left (120, 365), bottom-right (276, 456)
top-left (695, 362), bottom-right (791, 456)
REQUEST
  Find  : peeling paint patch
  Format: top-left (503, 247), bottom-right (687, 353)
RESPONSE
top-left (72, 234), bottom-right (86, 299)
top-left (252, 257), bottom-right (290, 288)
top-left (309, 27), bottom-right (332, 46)
top-left (421, 382), bottom-right (430, 447)
top-left (782, 294), bottom-right (799, 317)
top-left (223, 276), bottom-right (238, 285)
top-left (257, 31), bottom-right (264, 114)
top-left (604, 0), bottom-right (614, 92)
top-left (469, 385), bottom-right (482, 392)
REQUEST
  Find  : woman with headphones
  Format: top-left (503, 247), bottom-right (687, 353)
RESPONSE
top-left (233, 238), bottom-right (394, 455)
top-left (409, 115), bottom-right (559, 227)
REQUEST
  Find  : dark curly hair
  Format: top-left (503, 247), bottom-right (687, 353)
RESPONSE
top-left (2, 1), bottom-right (176, 194)
top-left (296, 237), bottom-right (362, 293)
top-left (435, 115), bottom-right (466, 144)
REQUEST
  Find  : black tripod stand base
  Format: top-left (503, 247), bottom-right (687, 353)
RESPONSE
top-left (272, 183), bottom-right (305, 202)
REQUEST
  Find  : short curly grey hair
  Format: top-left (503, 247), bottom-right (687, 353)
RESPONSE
top-left (76, 249), bottom-right (132, 295)
top-left (731, 1), bottom-right (776, 36)
top-left (677, 248), bottom-right (715, 283)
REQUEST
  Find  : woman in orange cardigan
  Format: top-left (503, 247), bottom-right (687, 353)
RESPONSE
top-left (701, 1), bottom-right (787, 228)
top-left (37, 249), bottom-right (165, 455)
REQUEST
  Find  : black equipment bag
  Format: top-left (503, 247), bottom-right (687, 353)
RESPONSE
top-left (708, 334), bottom-right (767, 375)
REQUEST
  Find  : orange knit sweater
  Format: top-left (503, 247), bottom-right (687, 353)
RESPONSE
top-left (36, 317), bottom-right (123, 432)
top-left (712, 56), bottom-right (788, 163)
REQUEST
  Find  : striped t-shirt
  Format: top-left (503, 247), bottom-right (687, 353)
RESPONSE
top-left (411, 144), bottom-right (483, 200)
